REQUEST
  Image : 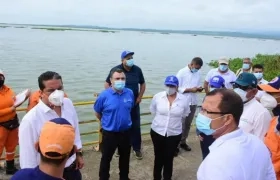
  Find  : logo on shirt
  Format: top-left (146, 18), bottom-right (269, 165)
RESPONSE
top-left (123, 98), bottom-right (132, 103)
top-left (212, 77), bottom-right (219, 83)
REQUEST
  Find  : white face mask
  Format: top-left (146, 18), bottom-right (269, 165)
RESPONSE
top-left (48, 90), bottom-right (64, 106)
top-left (210, 87), bottom-right (216, 92)
top-left (234, 88), bottom-right (248, 102)
top-left (166, 87), bottom-right (176, 95)
top-left (260, 92), bottom-right (277, 110)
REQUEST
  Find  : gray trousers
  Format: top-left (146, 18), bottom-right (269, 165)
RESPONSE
top-left (180, 105), bottom-right (197, 145)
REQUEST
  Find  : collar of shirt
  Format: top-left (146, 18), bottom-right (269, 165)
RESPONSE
top-left (160, 92), bottom-right (183, 100)
top-left (209, 128), bottom-right (243, 152)
top-left (37, 99), bottom-right (53, 113)
top-left (108, 87), bottom-right (128, 95)
top-left (215, 68), bottom-right (230, 75)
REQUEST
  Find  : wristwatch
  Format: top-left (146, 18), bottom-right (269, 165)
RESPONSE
top-left (76, 150), bottom-right (83, 157)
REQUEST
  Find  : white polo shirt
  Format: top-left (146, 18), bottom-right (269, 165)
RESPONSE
top-left (239, 98), bottom-right (272, 140)
top-left (197, 129), bottom-right (276, 180)
top-left (150, 91), bottom-right (190, 136)
top-left (19, 98), bottom-right (82, 169)
top-left (205, 68), bottom-right (237, 89)
top-left (176, 67), bottom-right (201, 105)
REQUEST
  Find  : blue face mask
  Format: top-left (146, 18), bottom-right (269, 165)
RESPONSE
top-left (191, 68), bottom-right (199, 73)
top-left (195, 113), bottom-right (216, 135)
top-left (242, 63), bottom-right (250, 70)
top-left (253, 72), bottom-right (263, 80)
top-left (219, 64), bottom-right (228, 72)
top-left (126, 59), bottom-right (134, 67)
top-left (113, 80), bottom-right (125, 90)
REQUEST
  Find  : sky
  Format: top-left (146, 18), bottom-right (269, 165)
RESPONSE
top-left (1, 0), bottom-right (280, 32)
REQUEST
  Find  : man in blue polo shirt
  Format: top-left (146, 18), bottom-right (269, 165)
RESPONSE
top-left (104, 50), bottom-right (146, 160)
top-left (96, 68), bottom-right (134, 180)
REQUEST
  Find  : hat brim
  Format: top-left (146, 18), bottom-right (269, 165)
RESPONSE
top-left (219, 60), bottom-right (229, 65)
top-left (210, 82), bottom-right (223, 88)
top-left (165, 82), bottom-right (178, 86)
top-left (124, 52), bottom-right (134, 58)
top-left (258, 84), bottom-right (280, 93)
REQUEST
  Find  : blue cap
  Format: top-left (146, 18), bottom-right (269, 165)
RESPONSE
top-left (50, 118), bottom-right (71, 125)
top-left (209, 75), bottom-right (225, 88)
top-left (234, 72), bottom-right (257, 88)
top-left (121, 51), bottom-right (134, 59)
top-left (164, 75), bottom-right (179, 86)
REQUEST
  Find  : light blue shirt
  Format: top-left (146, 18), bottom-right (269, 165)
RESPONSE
top-left (94, 87), bottom-right (134, 132)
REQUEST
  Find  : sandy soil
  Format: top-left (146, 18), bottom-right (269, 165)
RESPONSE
top-left (0, 127), bottom-right (202, 180)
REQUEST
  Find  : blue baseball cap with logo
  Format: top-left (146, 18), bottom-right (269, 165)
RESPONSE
top-left (234, 72), bottom-right (258, 88)
top-left (164, 75), bottom-right (179, 87)
top-left (121, 51), bottom-right (134, 59)
top-left (209, 75), bottom-right (225, 88)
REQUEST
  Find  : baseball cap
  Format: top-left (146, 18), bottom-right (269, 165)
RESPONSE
top-left (218, 57), bottom-right (229, 65)
top-left (121, 51), bottom-right (134, 59)
top-left (209, 75), bottom-right (225, 88)
top-left (258, 76), bottom-right (280, 93)
top-left (38, 118), bottom-right (75, 159)
top-left (164, 75), bottom-right (179, 86)
top-left (234, 72), bottom-right (257, 88)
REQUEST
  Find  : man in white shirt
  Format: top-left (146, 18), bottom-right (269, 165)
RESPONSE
top-left (196, 88), bottom-right (276, 180)
top-left (204, 57), bottom-right (237, 93)
top-left (176, 57), bottom-right (203, 151)
top-left (236, 57), bottom-right (253, 77)
top-left (233, 72), bottom-right (272, 140)
top-left (253, 64), bottom-right (269, 101)
top-left (19, 71), bottom-right (84, 180)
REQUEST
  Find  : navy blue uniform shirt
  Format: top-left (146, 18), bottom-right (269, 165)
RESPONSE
top-left (105, 64), bottom-right (145, 98)
top-left (94, 87), bottom-right (134, 132)
top-left (11, 166), bottom-right (62, 180)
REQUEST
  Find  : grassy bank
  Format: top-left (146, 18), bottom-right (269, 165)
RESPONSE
top-left (208, 54), bottom-right (280, 81)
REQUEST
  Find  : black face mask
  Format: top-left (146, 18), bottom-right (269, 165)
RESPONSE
top-left (0, 80), bottom-right (4, 88)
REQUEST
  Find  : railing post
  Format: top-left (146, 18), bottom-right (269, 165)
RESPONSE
top-left (93, 120), bottom-right (102, 152)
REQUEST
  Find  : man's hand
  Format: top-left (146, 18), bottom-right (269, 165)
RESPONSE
top-left (197, 87), bottom-right (204, 92)
top-left (198, 135), bottom-right (204, 141)
top-left (191, 87), bottom-right (198, 93)
top-left (75, 155), bottom-right (84, 169)
top-left (136, 96), bottom-right (142, 104)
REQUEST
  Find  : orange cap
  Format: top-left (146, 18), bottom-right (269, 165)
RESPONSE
top-left (39, 119), bottom-right (75, 159)
top-left (258, 76), bottom-right (280, 93)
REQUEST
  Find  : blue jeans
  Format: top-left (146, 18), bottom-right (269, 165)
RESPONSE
top-left (131, 104), bottom-right (141, 152)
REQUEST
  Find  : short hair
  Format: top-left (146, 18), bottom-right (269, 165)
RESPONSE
top-left (38, 147), bottom-right (72, 166)
top-left (206, 89), bottom-right (243, 125)
top-left (243, 57), bottom-right (252, 62)
top-left (253, 64), bottom-right (264, 70)
top-left (38, 71), bottom-right (62, 90)
top-left (191, 57), bottom-right (203, 66)
top-left (109, 68), bottom-right (125, 78)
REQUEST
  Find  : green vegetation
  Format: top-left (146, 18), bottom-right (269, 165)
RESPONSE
top-left (31, 27), bottom-right (117, 33)
top-left (208, 54), bottom-right (280, 81)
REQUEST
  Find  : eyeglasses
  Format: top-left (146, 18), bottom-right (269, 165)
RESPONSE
top-left (197, 106), bottom-right (229, 115)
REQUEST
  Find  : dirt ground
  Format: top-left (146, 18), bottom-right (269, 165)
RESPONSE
top-left (0, 127), bottom-right (202, 180)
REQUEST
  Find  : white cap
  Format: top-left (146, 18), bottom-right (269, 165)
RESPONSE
top-left (218, 57), bottom-right (229, 65)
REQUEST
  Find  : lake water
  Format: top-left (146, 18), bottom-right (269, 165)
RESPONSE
top-left (1, 27), bottom-right (280, 143)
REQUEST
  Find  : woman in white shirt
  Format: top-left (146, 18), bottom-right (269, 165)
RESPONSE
top-left (150, 75), bottom-right (190, 180)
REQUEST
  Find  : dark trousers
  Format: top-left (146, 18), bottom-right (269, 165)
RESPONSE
top-left (199, 133), bottom-right (215, 160)
top-left (63, 164), bottom-right (82, 180)
top-left (180, 105), bottom-right (197, 145)
top-left (150, 129), bottom-right (181, 180)
top-left (99, 129), bottom-right (131, 180)
top-left (131, 105), bottom-right (141, 152)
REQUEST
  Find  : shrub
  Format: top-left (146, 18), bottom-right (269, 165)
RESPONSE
top-left (208, 54), bottom-right (280, 81)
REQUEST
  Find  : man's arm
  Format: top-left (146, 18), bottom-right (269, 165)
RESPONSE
top-left (19, 117), bottom-right (38, 168)
top-left (253, 111), bottom-right (272, 140)
top-left (104, 69), bottom-right (112, 89)
top-left (93, 94), bottom-right (105, 120)
top-left (204, 80), bottom-right (210, 94)
top-left (137, 68), bottom-right (146, 101)
top-left (95, 112), bottom-right (102, 120)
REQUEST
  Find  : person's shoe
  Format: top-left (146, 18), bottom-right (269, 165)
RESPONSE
top-left (134, 150), bottom-right (143, 160)
top-left (180, 144), bottom-right (191, 151)
top-left (6, 160), bottom-right (18, 175)
top-left (115, 151), bottom-right (120, 157)
top-left (174, 148), bottom-right (180, 157)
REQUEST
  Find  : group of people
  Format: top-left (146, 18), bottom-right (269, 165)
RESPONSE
top-left (0, 51), bottom-right (280, 180)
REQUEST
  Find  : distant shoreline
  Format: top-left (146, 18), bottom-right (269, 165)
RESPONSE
top-left (1, 23), bottom-right (280, 40)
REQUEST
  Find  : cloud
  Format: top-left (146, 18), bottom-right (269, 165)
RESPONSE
top-left (0, 0), bottom-right (279, 31)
